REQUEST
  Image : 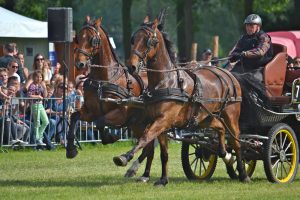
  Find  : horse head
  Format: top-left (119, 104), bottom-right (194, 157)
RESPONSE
top-left (127, 16), bottom-right (161, 73)
top-left (74, 17), bottom-right (104, 69)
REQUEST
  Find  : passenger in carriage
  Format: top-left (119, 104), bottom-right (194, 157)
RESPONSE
top-left (227, 14), bottom-right (273, 82)
top-left (199, 48), bottom-right (213, 66)
top-left (293, 56), bottom-right (300, 68)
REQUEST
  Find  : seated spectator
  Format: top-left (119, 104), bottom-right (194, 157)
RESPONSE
top-left (199, 48), bottom-right (213, 66)
top-left (1, 84), bottom-right (29, 145)
top-left (7, 60), bottom-right (21, 83)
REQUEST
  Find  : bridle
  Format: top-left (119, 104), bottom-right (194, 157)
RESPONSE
top-left (131, 26), bottom-right (159, 70)
top-left (75, 24), bottom-right (101, 60)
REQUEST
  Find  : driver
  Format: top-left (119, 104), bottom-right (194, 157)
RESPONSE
top-left (227, 14), bottom-right (273, 82)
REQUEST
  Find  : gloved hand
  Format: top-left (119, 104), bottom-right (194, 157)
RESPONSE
top-left (229, 52), bottom-right (242, 62)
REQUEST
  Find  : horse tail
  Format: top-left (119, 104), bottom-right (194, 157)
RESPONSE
top-left (232, 72), bottom-right (269, 107)
top-left (232, 72), bottom-right (270, 130)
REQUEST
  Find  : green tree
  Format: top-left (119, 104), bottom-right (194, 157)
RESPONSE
top-left (122, 0), bottom-right (132, 60)
top-left (176, 0), bottom-right (194, 61)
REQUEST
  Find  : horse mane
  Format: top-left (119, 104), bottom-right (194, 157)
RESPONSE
top-left (142, 22), bottom-right (177, 64)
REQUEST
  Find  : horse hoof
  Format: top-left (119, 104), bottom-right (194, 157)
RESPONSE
top-left (241, 176), bottom-right (251, 183)
top-left (154, 178), bottom-right (168, 187)
top-left (113, 155), bottom-right (128, 167)
top-left (66, 147), bottom-right (78, 159)
top-left (136, 176), bottom-right (150, 183)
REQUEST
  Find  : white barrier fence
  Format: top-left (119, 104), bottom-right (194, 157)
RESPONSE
top-left (0, 96), bottom-right (130, 148)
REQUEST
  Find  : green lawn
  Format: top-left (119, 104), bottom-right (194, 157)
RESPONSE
top-left (1, 142), bottom-right (300, 200)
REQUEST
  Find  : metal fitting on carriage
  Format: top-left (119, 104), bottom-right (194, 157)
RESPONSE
top-left (222, 152), bottom-right (235, 165)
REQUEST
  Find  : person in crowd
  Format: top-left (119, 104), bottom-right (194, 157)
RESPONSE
top-left (75, 80), bottom-right (84, 111)
top-left (199, 48), bottom-right (213, 66)
top-left (1, 84), bottom-right (30, 145)
top-left (0, 68), bottom-right (10, 101)
top-left (50, 74), bottom-right (64, 87)
top-left (227, 14), bottom-right (273, 82)
top-left (7, 60), bottom-right (21, 83)
top-left (53, 62), bottom-right (62, 75)
top-left (16, 52), bottom-right (29, 81)
top-left (0, 43), bottom-right (25, 83)
top-left (293, 56), bottom-right (300, 68)
top-left (45, 82), bottom-right (69, 145)
top-left (73, 80), bottom-right (95, 141)
top-left (32, 53), bottom-right (45, 71)
top-left (43, 59), bottom-right (52, 82)
top-left (27, 70), bottom-right (48, 146)
top-left (67, 81), bottom-right (76, 111)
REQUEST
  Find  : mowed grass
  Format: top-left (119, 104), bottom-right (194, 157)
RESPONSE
top-left (1, 141), bottom-right (300, 200)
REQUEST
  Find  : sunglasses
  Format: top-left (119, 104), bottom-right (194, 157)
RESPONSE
top-left (58, 85), bottom-right (67, 89)
top-left (35, 58), bottom-right (44, 61)
top-left (11, 65), bottom-right (19, 69)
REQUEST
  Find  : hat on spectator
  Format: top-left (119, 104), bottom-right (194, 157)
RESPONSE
top-left (203, 48), bottom-right (212, 55)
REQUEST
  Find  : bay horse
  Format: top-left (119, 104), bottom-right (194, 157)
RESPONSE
top-left (67, 16), bottom-right (160, 181)
top-left (113, 15), bottom-right (250, 185)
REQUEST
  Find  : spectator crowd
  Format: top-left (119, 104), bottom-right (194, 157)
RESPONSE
top-left (0, 43), bottom-right (86, 150)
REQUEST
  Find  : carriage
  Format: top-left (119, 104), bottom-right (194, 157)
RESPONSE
top-left (71, 13), bottom-right (300, 186)
top-left (179, 43), bottom-right (300, 183)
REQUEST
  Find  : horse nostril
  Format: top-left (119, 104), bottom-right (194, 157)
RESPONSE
top-left (127, 65), bottom-right (136, 74)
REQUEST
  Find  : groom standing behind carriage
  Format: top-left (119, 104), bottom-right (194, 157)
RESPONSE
top-left (227, 14), bottom-right (273, 82)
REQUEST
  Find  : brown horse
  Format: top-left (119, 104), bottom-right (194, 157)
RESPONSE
top-left (67, 17), bottom-right (158, 181)
top-left (113, 15), bottom-right (250, 185)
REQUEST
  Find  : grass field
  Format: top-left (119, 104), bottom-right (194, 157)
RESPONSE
top-left (1, 141), bottom-right (300, 200)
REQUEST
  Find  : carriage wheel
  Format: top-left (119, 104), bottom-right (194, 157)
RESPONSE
top-left (181, 137), bottom-right (217, 180)
top-left (225, 157), bottom-right (256, 179)
top-left (263, 123), bottom-right (299, 183)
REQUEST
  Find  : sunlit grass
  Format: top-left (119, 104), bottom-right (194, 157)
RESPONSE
top-left (1, 142), bottom-right (300, 200)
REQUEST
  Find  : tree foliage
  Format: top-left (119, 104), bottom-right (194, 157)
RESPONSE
top-left (0, 0), bottom-right (298, 59)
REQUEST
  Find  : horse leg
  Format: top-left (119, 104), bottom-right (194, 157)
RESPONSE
top-left (223, 105), bottom-right (250, 182)
top-left (154, 134), bottom-right (169, 187)
top-left (125, 140), bottom-right (155, 183)
top-left (113, 117), bottom-right (169, 167)
top-left (95, 116), bottom-right (119, 145)
top-left (66, 106), bottom-right (97, 158)
top-left (66, 111), bottom-right (80, 158)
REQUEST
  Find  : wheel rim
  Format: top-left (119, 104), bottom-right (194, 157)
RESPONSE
top-left (270, 129), bottom-right (297, 183)
top-left (189, 143), bottom-right (216, 179)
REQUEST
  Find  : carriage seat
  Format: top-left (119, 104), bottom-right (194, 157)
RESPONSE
top-left (263, 43), bottom-right (289, 104)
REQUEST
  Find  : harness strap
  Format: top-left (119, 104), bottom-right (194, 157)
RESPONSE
top-left (144, 88), bottom-right (190, 103)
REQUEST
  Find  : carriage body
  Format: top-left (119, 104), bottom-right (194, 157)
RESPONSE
top-left (181, 43), bottom-right (300, 183)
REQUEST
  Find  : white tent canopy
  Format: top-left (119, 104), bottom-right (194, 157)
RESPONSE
top-left (0, 7), bottom-right (47, 38)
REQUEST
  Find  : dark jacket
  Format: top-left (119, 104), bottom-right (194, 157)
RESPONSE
top-left (230, 30), bottom-right (273, 72)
